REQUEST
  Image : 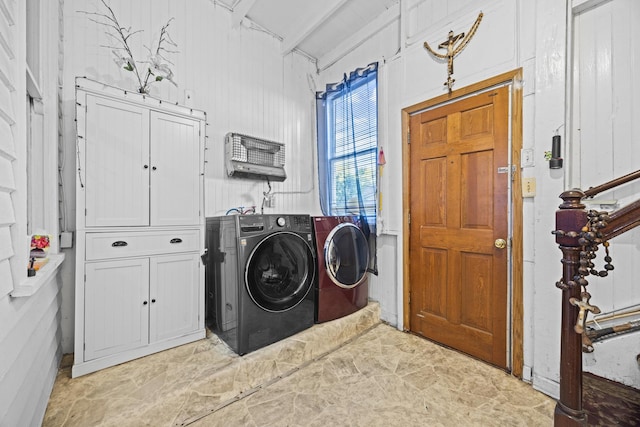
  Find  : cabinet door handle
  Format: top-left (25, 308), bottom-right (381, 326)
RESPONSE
top-left (152, 166), bottom-right (157, 171)
top-left (144, 165), bottom-right (149, 169)
top-left (170, 238), bottom-right (182, 244)
top-left (143, 301), bottom-right (148, 305)
top-left (151, 299), bottom-right (156, 303)
top-left (112, 241), bottom-right (128, 247)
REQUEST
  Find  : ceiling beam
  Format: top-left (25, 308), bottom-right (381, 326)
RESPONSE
top-left (231, 0), bottom-right (256, 29)
top-left (317, 2), bottom-right (400, 71)
top-left (280, 0), bottom-right (349, 56)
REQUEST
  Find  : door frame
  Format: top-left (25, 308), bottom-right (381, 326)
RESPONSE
top-left (401, 69), bottom-right (524, 377)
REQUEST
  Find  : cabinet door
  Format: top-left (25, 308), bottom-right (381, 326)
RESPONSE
top-left (150, 112), bottom-right (201, 226)
top-left (84, 258), bottom-right (150, 360)
top-left (149, 253), bottom-right (200, 342)
top-left (85, 96), bottom-right (150, 227)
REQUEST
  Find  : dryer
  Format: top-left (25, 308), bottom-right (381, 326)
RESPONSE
top-left (312, 216), bottom-right (369, 323)
top-left (205, 214), bottom-right (316, 355)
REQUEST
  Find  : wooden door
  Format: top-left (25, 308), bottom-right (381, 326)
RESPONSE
top-left (409, 87), bottom-right (509, 368)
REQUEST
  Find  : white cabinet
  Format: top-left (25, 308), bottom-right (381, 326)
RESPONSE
top-left (150, 254), bottom-right (200, 342)
top-left (84, 96), bottom-right (149, 227)
top-left (84, 96), bottom-right (201, 227)
top-left (149, 112), bottom-right (201, 226)
top-left (73, 78), bottom-right (206, 377)
top-left (84, 253), bottom-right (200, 361)
top-left (85, 258), bottom-right (150, 361)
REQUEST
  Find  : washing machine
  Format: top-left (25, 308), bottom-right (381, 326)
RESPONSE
top-left (205, 214), bottom-right (316, 355)
top-left (312, 216), bottom-right (370, 323)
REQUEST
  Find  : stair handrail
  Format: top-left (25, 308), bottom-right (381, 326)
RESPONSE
top-left (583, 169), bottom-right (640, 198)
top-left (553, 169), bottom-right (640, 427)
top-left (601, 199), bottom-right (640, 241)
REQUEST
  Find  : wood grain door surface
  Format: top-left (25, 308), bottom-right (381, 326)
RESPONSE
top-left (409, 86), bottom-right (509, 368)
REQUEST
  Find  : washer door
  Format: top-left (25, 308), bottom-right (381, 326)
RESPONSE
top-left (324, 223), bottom-right (369, 289)
top-left (245, 232), bottom-right (315, 312)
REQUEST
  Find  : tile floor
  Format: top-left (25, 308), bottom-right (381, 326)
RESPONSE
top-left (43, 303), bottom-right (555, 426)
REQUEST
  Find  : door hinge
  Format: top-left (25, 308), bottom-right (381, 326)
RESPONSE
top-left (407, 130), bottom-right (411, 144)
top-left (408, 211), bottom-right (411, 225)
top-left (408, 291), bottom-right (411, 304)
top-left (85, 208), bottom-right (87, 216)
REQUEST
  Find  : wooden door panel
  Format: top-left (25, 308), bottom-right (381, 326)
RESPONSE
top-left (409, 87), bottom-right (509, 369)
top-left (460, 252), bottom-right (493, 331)
top-left (414, 247), bottom-right (448, 318)
top-left (420, 311), bottom-right (494, 361)
top-left (422, 157), bottom-right (447, 226)
top-left (420, 228), bottom-right (494, 251)
top-left (460, 150), bottom-right (493, 229)
top-left (421, 117), bottom-right (448, 147)
top-left (460, 104), bottom-right (494, 139)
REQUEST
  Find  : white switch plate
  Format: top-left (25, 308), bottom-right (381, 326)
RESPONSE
top-left (521, 148), bottom-right (535, 167)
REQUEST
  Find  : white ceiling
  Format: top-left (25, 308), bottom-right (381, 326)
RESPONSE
top-left (214, 0), bottom-right (400, 69)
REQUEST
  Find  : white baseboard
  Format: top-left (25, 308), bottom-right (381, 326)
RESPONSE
top-left (532, 374), bottom-right (560, 400)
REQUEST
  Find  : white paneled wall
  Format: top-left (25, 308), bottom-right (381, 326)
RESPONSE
top-left (63, 0), bottom-right (319, 221)
top-left (1, 0), bottom-right (65, 424)
top-left (572, 0), bottom-right (640, 387)
top-left (571, 0), bottom-right (640, 311)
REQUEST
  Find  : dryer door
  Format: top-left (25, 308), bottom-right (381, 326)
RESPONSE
top-left (324, 223), bottom-right (369, 289)
top-left (245, 232), bottom-right (315, 312)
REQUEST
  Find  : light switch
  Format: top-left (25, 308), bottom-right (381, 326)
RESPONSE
top-left (521, 148), bottom-right (535, 167)
top-left (522, 177), bottom-right (536, 197)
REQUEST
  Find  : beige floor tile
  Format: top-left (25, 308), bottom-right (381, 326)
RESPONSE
top-left (43, 302), bottom-right (554, 427)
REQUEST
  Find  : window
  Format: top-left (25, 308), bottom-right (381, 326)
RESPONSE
top-left (316, 63), bottom-right (378, 224)
top-left (316, 63), bottom-right (378, 274)
top-left (26, 95), bottom-right (45, 235)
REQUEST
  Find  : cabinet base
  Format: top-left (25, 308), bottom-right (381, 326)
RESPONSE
top-left (72, 329), bottom-right (205, 378)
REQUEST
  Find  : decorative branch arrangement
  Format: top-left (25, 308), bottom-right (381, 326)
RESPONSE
top-left (80, 0), bottom-right (178, 94)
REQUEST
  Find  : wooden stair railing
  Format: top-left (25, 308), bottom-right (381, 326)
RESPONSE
top-left (553, 169), bottom-right (640, 427)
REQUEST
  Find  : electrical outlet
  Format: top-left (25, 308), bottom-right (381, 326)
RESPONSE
top-left (522, 177), bottom-right (536, 197)
top-left (265, 194), bottom-right (275, 208)
top-left (60, 231), bottom-right (74, 248)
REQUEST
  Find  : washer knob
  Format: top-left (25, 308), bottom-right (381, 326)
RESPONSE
top-left (276, 217), bottom-right (286, 227)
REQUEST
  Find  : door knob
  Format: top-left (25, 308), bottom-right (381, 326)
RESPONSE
top-left (494, 238), bottom-right (507, 249)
